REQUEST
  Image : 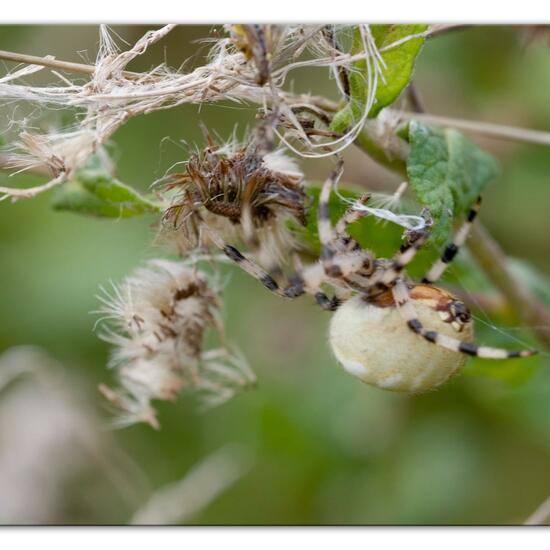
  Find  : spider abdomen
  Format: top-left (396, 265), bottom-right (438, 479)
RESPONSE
top-left (328, 287), bottom-right (474, 393)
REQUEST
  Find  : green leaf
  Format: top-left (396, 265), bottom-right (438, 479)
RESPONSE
top-left (330, 24), bottom-right (427, 132)
top-left (291, 185), bottom-right (405, 260)
top-left (465, 354), bottom-right (540, 387)
top-left (407, 120), bottom-right (500, 245)
top-left (369, 24), bottom-right (428, 117)
top-left (51, 166), bottom-right (161, 219)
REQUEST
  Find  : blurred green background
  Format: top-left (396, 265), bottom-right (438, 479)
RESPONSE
top-left (0, 25), bottom-right (550, 525)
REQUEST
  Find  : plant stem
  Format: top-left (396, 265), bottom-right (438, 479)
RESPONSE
top-left (0, 49), bottom-right (155, 81)
top-left (354, 119), bottom-right (408, 177)
top-left (354, 120), bottom-right (550, 349)
top-left (468, 223), bottom-right (550, 348)
top-left (5, 47), bottom-right (550, 148)
top-left (395, 111), bottom-right (550, 147)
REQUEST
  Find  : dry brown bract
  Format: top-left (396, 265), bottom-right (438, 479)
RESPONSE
top-left (162, 132), bottom-right (307, 269)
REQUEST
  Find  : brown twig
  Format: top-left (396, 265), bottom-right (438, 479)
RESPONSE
top-left (427, 24), bottom-right (473, 39)
top-left (0, 48), bottom-right (153, 82)
top-left (405, 83), bottom-right (426, 114)
top-left (0, 48), bottom-right (340, 116)
top-left (395, 110), bottom-right (550, 147)
top-left (468, 223), bottom-right (550, 348)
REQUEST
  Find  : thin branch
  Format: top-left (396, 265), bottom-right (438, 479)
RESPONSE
top-left (427, 24), bottom-right (473, 38)
top-left (468, 223), bottom-right (550, 348)
top-left (0, 48), bottom-right (150, 81)
top-left (130, 444), bottom-right (251, 525)
top-left (405, 83), bottom-right (426, 114)
top-left (0, 47), bottom-right (340, 116)
top-left (0, 173), bottom-right (65, 202)
top-left (396, 110), bottom-right (550, 147)
top-left (0, 25), bottom-right (177, 83)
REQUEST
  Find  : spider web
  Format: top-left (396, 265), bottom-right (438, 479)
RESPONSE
top-left (438, 251), bottom-right (550, 360)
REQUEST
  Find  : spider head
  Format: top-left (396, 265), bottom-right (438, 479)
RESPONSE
top-left (408, 284), bottom-right (473, 334)
top-left (444, 299), bottom-right (472, 332)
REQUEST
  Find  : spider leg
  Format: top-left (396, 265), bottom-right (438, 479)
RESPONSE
top-left (317, 161), bottom-right (344, 259)
top-left (422, 197), bottom-right (482, 284)
top-left (288, 252), bottom-right (342, 310)
top-left (206, 228), bottom-right (340, 310)
top-left (334, 193), bottom-right (371, 253)
top-left (367, 229), bottom-right (430, 287)
top-left (318, 162), bottom-right (373, 278)
top-left (392, 279), bottom-right (537, 359)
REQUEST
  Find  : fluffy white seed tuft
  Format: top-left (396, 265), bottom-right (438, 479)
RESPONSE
top-left (96, 258), bottom-right (255, 428)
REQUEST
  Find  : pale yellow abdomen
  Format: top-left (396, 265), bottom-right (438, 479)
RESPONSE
top-left (328, 295), bottom-right (474, 393)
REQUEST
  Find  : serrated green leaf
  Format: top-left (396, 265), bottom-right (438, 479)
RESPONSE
top-left (51, 167), bottom-right (160, 218)
top-left (331, 24), bottom-right (427, 132)
top-left (407, 120), bottom-right (500, 244)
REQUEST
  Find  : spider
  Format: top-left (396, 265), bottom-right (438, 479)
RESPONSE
top-left (207, 162), bottom-right (537, 393)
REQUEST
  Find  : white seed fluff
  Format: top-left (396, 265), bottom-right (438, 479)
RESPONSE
top-left (329, 294), bottom-right (474, 393)
top-left (97, 258), bottom-right (255, 428)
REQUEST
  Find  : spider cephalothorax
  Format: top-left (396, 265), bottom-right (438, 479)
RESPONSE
top-left (162, 133), bottom-right (307, 269)
top-left (207, 162), bottom-right (537, 393)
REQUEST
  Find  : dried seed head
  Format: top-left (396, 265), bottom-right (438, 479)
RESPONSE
top-left (329, 285), bottom-right (475, 394)
top-left (161, 133), bottom-right (307, 267)
top-left (97, 258), bottom-right (255, 428)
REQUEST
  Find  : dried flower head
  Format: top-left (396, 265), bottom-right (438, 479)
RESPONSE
top-left (96, 258), bottom-right (255, 428)
top-left (162, 132), bottom-right (307, 268)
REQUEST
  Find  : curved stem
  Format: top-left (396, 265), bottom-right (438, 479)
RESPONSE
top-left (0, 48), bottom-right (148, 81)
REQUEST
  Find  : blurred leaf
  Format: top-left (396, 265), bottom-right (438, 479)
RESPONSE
top-left (331, 24), bottom-right (427, 132)
top-left (51, 166), bottom-right (161, 219)
top-left (130, 444), bottom-right (252, 525)
top-left (465, 353), bottom-right (540, 386)
top-left (407, 121), bottom-right (499, 244)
